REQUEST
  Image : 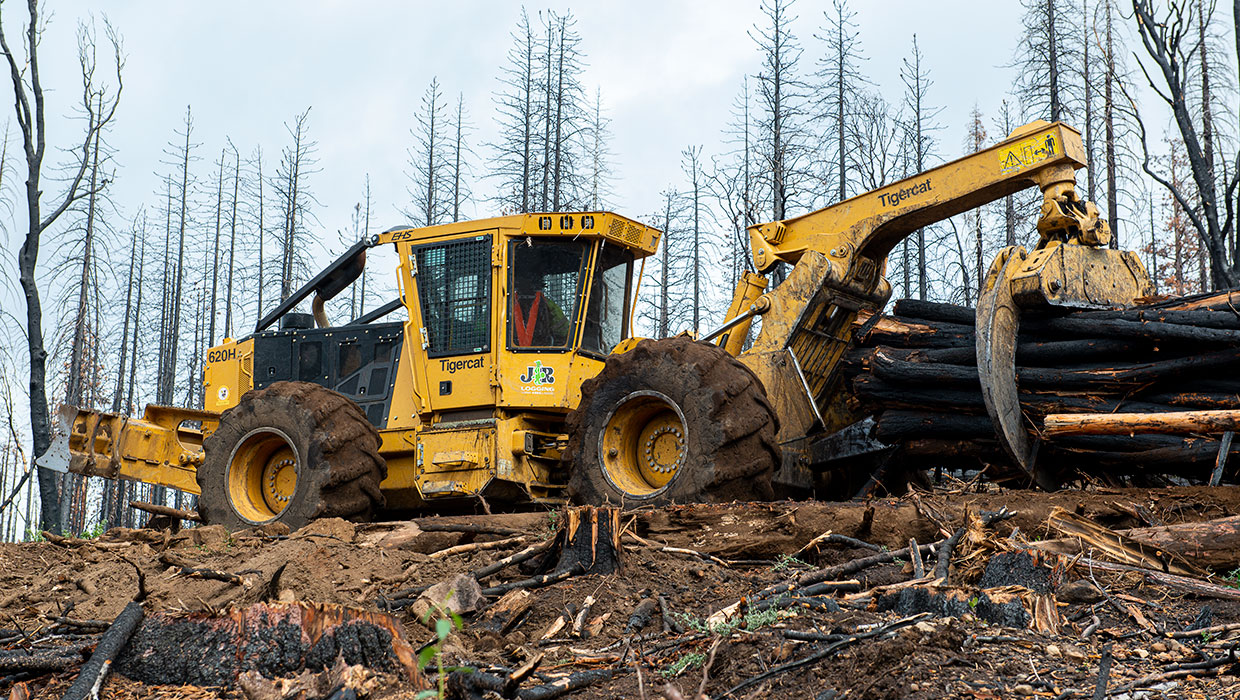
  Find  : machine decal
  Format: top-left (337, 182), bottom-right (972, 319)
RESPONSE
top-left (518, 361), bottom-right (555, 393)
top-left (440, 357), bottom-right (484, 373)
top-left (876, 178), bottom-right (932, 208)
top-left (999, 132), bottom-right (1058, 174)
top-left (207, 347), bottom-right (236, 363)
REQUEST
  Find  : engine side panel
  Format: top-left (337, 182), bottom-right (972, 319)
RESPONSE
top-left (251, 322), bottom-right (405, 428)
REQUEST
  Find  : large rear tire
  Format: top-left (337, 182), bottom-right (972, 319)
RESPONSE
top-left (565, 337), bottom-right (779, 505)
top-left (198, 381), bottom-right (386, 531)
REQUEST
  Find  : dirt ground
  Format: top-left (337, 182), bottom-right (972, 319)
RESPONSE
top-left (4, 485), bottom-right (1240, 699)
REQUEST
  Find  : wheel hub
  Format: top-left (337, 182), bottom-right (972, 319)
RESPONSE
top-left (263, 454), bottom-right (297, 509)
top-left (598, 391), bottom-right (688, 498)
top-left (226, 428), bottom-right (300, 524)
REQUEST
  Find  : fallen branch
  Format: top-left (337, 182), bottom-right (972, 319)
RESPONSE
top-left (480, 563), bottom-right (584, 597)
top-left (0, 653), bottom-right (80, 673)
top-left (1092, 645), bottom-right (1112, 700)
top-left (909, 539), bottom-right (926, 579)
top-left (447, 667), bottom-right (617, 700)
top-left (39, 532), bottom-right (129, 550)
top-left (415, 522), bottom-right (526, 537)
top-left (428, 535), bottom-right (527, 560)
top-left (1168, 622), bottom-right (1240, 639)
top-left (471, 538), bottom-right (556, 581)
top-left (128, 500), bottom-right (202, 523)
top-left (794, 532), bottom-right (882, 557)
top-left (59, 601), bottom-right (144, 700)
top-left (521, 668), bottom-right (617, 700)
top-left (158, 553), bottom-right (250, 586)
top-left (624, 532), bottom-right (732, 567)
top-left (48, 616), bottom-right (110, 632)
top-left (771, 542), bottom-right (939, 595)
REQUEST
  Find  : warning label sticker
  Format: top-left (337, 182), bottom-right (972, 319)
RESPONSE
top-left (998, 132), bottom-right (1059, 174)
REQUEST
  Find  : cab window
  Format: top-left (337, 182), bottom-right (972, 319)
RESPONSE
top-left (581, 245), bottom-right (633, 355)
top-left (415, 236), bottom-right (491, 357)
top-left (509, 239), bottom-right (587, 350)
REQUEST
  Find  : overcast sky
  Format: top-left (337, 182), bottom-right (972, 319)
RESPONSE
top-left (10, 1), bottom-right (1045, 247)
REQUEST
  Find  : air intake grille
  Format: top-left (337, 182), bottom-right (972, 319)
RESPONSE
top-left (240, 354), bottom-right (254, 393)
top-left (607, 219), bottom-right (644, 246)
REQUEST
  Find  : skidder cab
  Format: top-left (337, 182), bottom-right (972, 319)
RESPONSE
top-left (44, 212), bottom-right (660, 529)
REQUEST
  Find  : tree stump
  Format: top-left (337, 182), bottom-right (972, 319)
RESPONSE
top-left (552, 506), bottom-right (621, 576)
top-left (114, 602), bottom-right (423, 689)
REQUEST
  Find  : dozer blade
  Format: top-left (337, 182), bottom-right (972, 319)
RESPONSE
top-left (976, 246), bottom-right (1039, 484)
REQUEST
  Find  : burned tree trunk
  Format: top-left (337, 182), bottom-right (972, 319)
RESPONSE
top-left (552, 505), bottom-right (621, 576)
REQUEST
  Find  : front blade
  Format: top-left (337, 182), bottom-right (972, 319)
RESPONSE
top-left (976, 246), bottom-right (1035, 477)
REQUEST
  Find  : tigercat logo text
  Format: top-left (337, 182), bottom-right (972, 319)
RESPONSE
top-left (519, 361), bottom-right (554, 386)
top-left (877, 178), bottom-right (932, 208)
top-left (441, 357), bottom-right (484, 373)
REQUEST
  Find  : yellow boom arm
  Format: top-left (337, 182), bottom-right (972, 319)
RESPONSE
top-left (727, 121), bottom-right (1151, 481)
top-left (747, 121), bottom-right (1095, 294)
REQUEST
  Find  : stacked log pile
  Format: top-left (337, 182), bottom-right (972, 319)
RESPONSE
top-left (841, 290), bottom-right (1240, 485)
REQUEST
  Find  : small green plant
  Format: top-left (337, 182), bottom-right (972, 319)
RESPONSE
top-left (660, 652), bottom-right (706, 678)
top-left (742, 606), bottom-right (781, 631)
top-left (546, 508), bottom-right (559, 535)
top-left (1225, 568), bottom-right (1240, 588)
top-left (968, 596), bottom-right (980, 610)
top-left (24, 529), bottom-right (45, 543)
top-left (676, 603), bottom-right (784, 637)
top-left (674, 611), bottom-right (707, 633)
top-left (772, 554), bottom-right (807, 572)
top-left (416, 600), bottom-right (465, 700)
top-left (1202, 631), bottom-right (1214, 643)
top-left (77, 522), bottom-right (107, 539)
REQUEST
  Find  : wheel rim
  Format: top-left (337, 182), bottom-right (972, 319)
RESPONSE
top-left (598, 391), bottom-right (687, 498)
top-left (226, 427), bottom-right (299, 524)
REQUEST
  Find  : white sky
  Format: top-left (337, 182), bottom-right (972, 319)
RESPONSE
top-left (12, 0), bottom-right (1033, 246)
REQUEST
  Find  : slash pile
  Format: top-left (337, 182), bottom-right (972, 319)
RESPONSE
top-left (841, 289), bottom-right (1240, 486)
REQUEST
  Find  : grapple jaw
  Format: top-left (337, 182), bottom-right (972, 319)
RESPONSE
top-left (976, 241), bottom-right (1154, 487)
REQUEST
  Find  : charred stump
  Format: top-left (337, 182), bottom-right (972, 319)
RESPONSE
top-left (551, 506), bottom-right (621, 576)
top-left (114, 602), bottom-right (424, 690)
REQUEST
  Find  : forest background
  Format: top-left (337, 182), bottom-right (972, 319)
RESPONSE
top-left (0, 0), bottom-right (1227, 537)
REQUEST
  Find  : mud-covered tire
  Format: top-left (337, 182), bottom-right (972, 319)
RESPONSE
top-left (565, 337), bottom-right (780, 506)
top-left (197, 381), bottom-right (387, 531)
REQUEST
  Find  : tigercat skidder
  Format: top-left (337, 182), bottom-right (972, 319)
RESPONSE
top-left (44, 120), bottom-right (1152, 530)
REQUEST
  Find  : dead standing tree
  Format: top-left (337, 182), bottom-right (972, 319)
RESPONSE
top-left (274, 108), bottom-right (318, 301)
top-left (900, 34), bottom-right (943, 301)
top-left (814, 0), bottom-right (867, 204)
top-left (751, 0), bottom-right (809, 224)
top-left (0, 1), bottom-right (122, 531)
top-left (406, 78), bottom-right (450, 227)
top-left (1014, 0), bottom-right (1083, 124)
top-left (449, 93), bottom-right (473, 223)
top-left (1129, 0), bottom-right (1240, 289)
top-left (491, 8), bottom-right (537, 214)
